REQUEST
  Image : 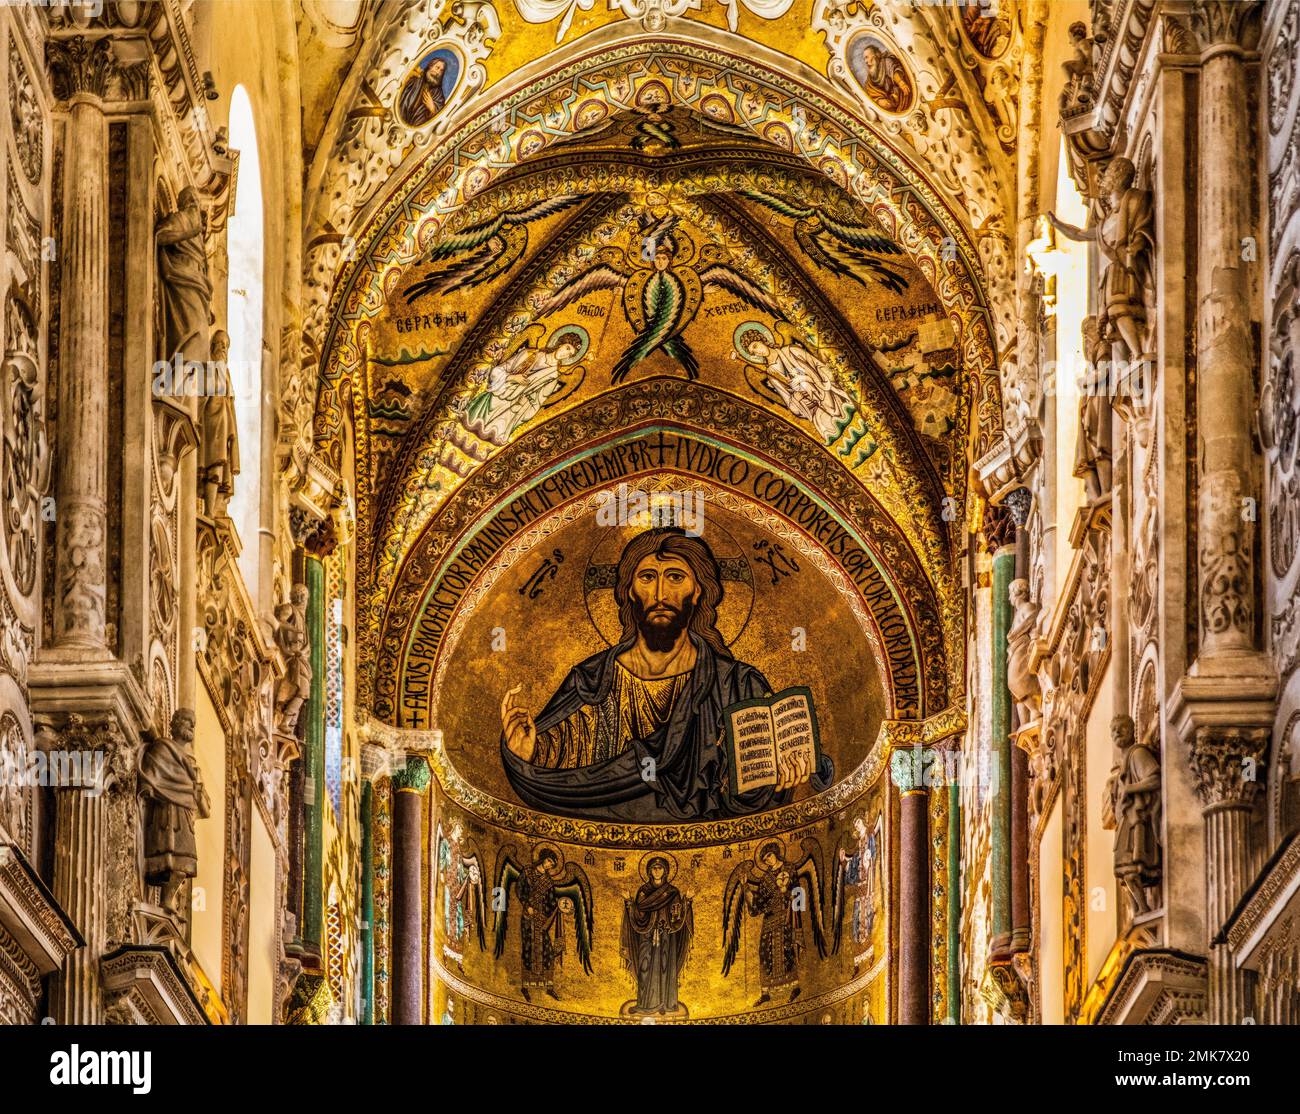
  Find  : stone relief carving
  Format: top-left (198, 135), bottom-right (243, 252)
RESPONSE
top-left (1050, 157), bottom-right (1155, 366)
top-left (200, 328), bottom-right (239, 518)
top-left (274, 584), bottom-right (312, 735)
top-left (1074, 315), bottom-right (1113, 502)
top-left (1006, 577), bottom-right (1041, 729)
top-left (1101, 713), bottom-right (1162, 919)
top-left (1, 347), bottom-right (50, 599)
top-left (1059, 20), bottom-right (1098, 118)
top-left (8, 38), bottom-right (43, 186)
top-left (156, 187), bottom-right (214, 368)
top-left (140, 708), bottom-right (210, 916)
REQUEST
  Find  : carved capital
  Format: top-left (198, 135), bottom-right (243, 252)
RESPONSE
top-left (1191, 1), bottom-right (1261, 51)
top-left (46, 36), bottom-right (114, 100)
top-left (1004, 486), bottom-right (1033, 528)
top-left (390, 755), bottom-right (431, 794)
top-left (47, 34), bottom-right (152, 104)
top-left (36, 712), bottom-right (136, 796)
top-left (1190, 726), bottom-right (1269, 809)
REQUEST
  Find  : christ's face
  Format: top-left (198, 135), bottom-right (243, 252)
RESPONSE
top-left (630, 554), bottom-right (698, 652)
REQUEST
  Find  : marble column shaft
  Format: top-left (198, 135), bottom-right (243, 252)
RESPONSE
top-left (1195, 10), bottom-right (1258, 655)
top-left (899, 785), bottom-right (930, 1025)
top-left (989, 547), bottom-right (1016, 959)
top-left (53, 92), bottom-right (110, 649)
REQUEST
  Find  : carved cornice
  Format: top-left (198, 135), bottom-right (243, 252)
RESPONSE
top-left (1096, 948), bottom-right (1209, 1024)
top-left (1225, 833), bottom-right (1300, 959)
top-left (100, 945), bottom-right (209, 1026)
top-left (0, 844), bottom-right (82, 976)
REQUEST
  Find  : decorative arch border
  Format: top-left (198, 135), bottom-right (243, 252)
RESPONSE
top-left (374, 408), bottom-right (949, 725)
top-left (310, 35), bottom-right (1005, 507)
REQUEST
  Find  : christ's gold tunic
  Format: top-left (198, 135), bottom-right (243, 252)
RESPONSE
top-left (533, 662), bottom-right (691, 769)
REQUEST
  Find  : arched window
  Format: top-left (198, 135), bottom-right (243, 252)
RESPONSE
top-left (226, 85), bottom-right (265, 601)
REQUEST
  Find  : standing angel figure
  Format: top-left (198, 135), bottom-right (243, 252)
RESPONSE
top-left (733, 324), bottom-right (857, 444)
top-left (722, 839), bottom-right (834, 1007)
top-left (436, 820), bottom-right (487, 967)
top-left (492, 845), bottom-right (594, 1002)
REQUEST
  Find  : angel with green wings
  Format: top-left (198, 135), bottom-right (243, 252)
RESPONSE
top-left (492, 844), bottom-right (594, 1002)
top-left (737, 188), bottom-right (910, 294)
top-left (721, 838), bottom-right (837, 1007)
top-left (402, 193), bottom-right (591, 302)
top-left (532, 212), bottom-right (786, 384)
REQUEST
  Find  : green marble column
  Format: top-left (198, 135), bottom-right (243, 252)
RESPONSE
top-left (302, 556), bottom-right (327, 951)
top-left (990, 546), bottom-right (1015, 961)
top-left (947, 778), bottom-right (961, 1021)
top-left (360, 779), bottom-right (374, 1026)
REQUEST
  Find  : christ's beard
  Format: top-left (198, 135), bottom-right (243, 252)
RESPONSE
top-left (634, 597), bottom-right (694, 653)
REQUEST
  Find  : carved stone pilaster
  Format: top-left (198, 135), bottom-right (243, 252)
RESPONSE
top-left (41, 714), bottom-right (138, 1024)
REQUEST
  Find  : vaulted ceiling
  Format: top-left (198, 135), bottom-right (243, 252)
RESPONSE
top-left (295, 2), bottom-right (1025, 718)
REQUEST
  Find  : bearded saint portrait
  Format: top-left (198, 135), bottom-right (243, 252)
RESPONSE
top-left (499, 527), bottom-right (833, 821)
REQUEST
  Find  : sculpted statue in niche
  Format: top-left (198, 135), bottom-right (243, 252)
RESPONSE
top-left (1101, 714), bottom-right (1162, 918)
top-left (1006, 578), bottom-right (1041, 727)
top-left (274, 584), bottom-right (311, 735)
top-left (157, 187), bottom-right (214, 368)
top-left (200, 328), bottom-right (240, 518)
top-left (139, 709), bottom-right (211, 916)
top-left (1074, 315), bottom-right (1113, 501)
top-left (1049, 157), bottom-right (1155, 366)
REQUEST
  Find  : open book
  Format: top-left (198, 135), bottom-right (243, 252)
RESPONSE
top-left (723, 686), bottom-right (822, 796)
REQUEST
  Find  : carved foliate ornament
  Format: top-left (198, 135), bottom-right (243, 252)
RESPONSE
top-left (1190, 727), bottom-right (1270, 810)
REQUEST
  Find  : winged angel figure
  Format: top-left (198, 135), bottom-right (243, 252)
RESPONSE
top-left (403, 194), bottom-right (592, 302)
top-left (721, 838), bottom-right (839, 1006)
top-left (737, 188), bottom-right (910, 294)
top-left (435, 820), bottom-right (487, 968)
top-left (492, 844), bottom-right (594, 1002)
top-left (532, 213), bottom-right (786, 384)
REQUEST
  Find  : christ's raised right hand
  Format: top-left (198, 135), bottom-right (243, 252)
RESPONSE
top-left (501, 685), bottom-right (537, 762)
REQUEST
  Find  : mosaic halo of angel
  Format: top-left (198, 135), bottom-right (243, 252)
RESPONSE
top-left (457, 324), bottom-right (588, 447)
top-left (532, 211), bottom-right (786, 383)
top-left (402, 194), bottom-right (591, 302)
top-left (732, 321), bottom-right (858, 445)
top-left (436, 818), bottom-right (487, 969)
top-left (721, 837), bottom-right (837, 1007)
top-left (736, 188), bottom-right (909, 294)
top-left (492, 843), bottom-right (594, 1003)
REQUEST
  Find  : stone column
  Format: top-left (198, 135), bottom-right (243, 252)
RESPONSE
top-left (892, 746), bottom-right (930, 1025)
top-left (46, 38), bottom-right (113, 650)
top-left (1190, 727), bottom-right (1268, 1022)
top-left (359, 779), bottom-right (375, 1026)
top-left (390, 755), bottom-right (430, 1025)
top-left (42, 716), bottom-right (134, 1024)
top-left (989, 544), bottom-right (1016, 961)
top-left (1192, 1), bottom-right (1261, 658)
top-left (1005, 489), bottom-right (1033, 955)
